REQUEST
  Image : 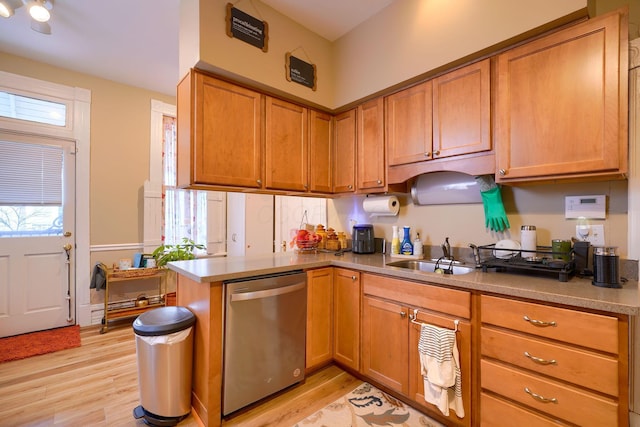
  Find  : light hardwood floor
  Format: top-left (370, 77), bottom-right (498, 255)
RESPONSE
top-left (0, 323), bottom-right (362, 427)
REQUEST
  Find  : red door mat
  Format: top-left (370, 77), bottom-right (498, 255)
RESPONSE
top-left (0, 325), bottom-right (81, 363)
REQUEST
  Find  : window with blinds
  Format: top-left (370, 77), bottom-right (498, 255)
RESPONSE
top-left (0, 139), bottom-right (64, 237)
top-left (0, 91), bottom-right (66, 127)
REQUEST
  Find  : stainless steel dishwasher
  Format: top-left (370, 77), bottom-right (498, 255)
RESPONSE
top-left (223, 270), bottom-right (307, 416)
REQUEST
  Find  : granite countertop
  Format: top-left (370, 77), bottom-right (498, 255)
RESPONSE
top-left (168, 252), bottom-right (640, 315)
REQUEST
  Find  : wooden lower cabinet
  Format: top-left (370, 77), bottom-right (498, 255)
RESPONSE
top-left (480, 295), bottom-right (629, 427)
top-left (362, 295), bottom-right (409, 394)
top-left (361, 273), bottom-right (471, 426)
top-left (306, 268), bottom-right (333, 371)
top-left (333, 268), bottom-right (361, 370)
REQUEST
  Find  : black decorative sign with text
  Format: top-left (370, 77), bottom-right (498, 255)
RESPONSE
top-left (226, 3), bottom-right (268, 52)
top-left (285, 53), bottom-right (316, 91)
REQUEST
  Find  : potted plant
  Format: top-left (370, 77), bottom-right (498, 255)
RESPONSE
top-left (152, 238), bottom-right (206, 267)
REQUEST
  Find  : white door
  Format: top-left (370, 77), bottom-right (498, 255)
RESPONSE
top-left (0, 133), bottom-right (76, 337)
top-left (226, 193), bottom-right (274, 256)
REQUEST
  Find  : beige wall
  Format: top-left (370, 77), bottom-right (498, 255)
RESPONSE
top-left (185, 0), bottom-right (587, 109)
top-left (0, 52), bottom-right (175, 248)
top-left (333, 0), bottom-right (587, 106)
top-left (328, 180), bottom-right (629, 258)
top-left (182, 0), bottom-right (334, 109)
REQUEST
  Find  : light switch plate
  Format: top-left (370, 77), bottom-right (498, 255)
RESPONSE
top-left (576, 224), bottom-right (605, 246)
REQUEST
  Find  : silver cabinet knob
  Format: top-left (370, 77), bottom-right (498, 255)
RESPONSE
top-left (351, 276), bottom-right (357, 281)
top-left (348, 184), bottom-right (353, 190)
top-left (257, 179), bottom-right (262, 184)
top-left (400, 311), bottom-right (406, 318)
top-left (499, 169), bottom-right (506, 176)
top-left (433, 150), bottom-right (440, 156)
top-left (376, 179), bottom-right (382, 185)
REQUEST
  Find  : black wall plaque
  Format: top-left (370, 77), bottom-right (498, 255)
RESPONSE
top-left (226, 3), bottom-right (268, 52)
top-left (286, 53), bottom-right (316, 91)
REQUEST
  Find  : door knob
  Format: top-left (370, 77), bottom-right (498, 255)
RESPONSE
top-left (63, 244), bottom-right (72, 251)
top-left (64, 231), bottom-right (72, 237)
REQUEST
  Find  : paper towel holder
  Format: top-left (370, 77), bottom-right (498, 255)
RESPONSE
top-left (363, 194), bottom-right (400, 217)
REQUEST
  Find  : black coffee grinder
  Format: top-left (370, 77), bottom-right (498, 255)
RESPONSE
top-left (592, 246), bottom-right (621, 288)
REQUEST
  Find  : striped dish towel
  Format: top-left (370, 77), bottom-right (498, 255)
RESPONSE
top-left (418, 323), bottom-right (464, 418)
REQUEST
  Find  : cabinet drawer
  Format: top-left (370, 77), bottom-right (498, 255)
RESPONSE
top-left (481, 359), bottom-right (618, 427)
top-left (481, 392), bottom-right (568, 427)
top-left (481, 327), bottom-right (619, 396)
top-left (363, 273), bottom-right (470, 318)
top-left (481, 295), bottom-right (618, 353)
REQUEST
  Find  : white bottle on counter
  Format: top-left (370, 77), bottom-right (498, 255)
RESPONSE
top-left (413, 233), bottom-right (423, 257)
top-left (521, 225), bottom-right (537, 258)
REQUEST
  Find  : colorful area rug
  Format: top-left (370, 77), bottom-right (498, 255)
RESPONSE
top-left (0, 325), bottom-right (81, 363)
top-left (294, 382), bottom-right (446, 427)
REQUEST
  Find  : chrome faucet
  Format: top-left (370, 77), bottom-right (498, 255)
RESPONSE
top-left (441, 237), bottom-right (452, 260)
top-left (469, 243), bottom-right (481, 268)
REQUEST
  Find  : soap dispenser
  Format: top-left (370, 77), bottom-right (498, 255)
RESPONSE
top-left (413, 233), bottom-right (423, 257)
top-left (391, 226), bottom-right (400, 255)
top-left (401, 226), bottom-right (413, 255)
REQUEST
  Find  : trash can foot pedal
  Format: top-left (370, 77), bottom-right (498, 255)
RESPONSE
top-left (133, 405), bottom-right (188, 427)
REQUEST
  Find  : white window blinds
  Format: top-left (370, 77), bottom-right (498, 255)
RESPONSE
top-left (0, 139), bottom-right (63, 205)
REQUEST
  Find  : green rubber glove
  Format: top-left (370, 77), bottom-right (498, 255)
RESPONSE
top-left (480, 186), bottom-right (510, 231)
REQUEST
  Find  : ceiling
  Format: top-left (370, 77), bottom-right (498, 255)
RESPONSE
top-left (0, 0), bottom-right (394, 96)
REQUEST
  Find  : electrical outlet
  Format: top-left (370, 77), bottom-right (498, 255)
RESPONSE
top-left (576, 224), bottom-right (605, 246)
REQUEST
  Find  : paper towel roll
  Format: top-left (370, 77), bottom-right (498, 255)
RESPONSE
top-left (363, 196), bottom-right (400, 217)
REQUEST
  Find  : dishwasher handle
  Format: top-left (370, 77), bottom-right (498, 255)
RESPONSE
top-left (230, 282), bottom-right (305, 302)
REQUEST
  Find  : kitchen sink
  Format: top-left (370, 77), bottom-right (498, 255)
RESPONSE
top-left (386, 259), bottom-right (475, 275)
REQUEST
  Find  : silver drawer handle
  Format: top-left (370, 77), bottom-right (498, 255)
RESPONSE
top-left (523, 315), bottom-right (556, 327)
top-left (524, 351), bottom-right (557, 365)
top-left (524, 387), bottom-right (558, 404)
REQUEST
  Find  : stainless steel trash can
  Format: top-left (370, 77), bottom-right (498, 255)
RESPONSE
top-left (132, 306), bottom-right (195, 426)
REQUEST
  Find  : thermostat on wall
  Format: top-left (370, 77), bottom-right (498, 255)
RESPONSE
top-left (564, 195), bottom-right (606, 219)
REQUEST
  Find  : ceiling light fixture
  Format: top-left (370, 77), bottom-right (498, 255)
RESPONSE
top-left (27, 0), bottom-right (50, 22)
top-left (0, 0), bottom-right (53, 34)
top-left (0, 0), bottom-right (21, 18)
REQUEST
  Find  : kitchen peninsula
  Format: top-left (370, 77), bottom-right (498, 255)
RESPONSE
top-left (170, 252), bottom-right (640, 427)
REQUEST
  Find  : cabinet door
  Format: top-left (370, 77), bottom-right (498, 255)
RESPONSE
top-left (265, 97), bottom-right (308, 191)
top-left (333, 109), bottom-right (356, 194)
top-left (495, 12), bottom-right (626, 182)
top-left (386, 81), bottom-right (432, 166)
top-left (333, 268), bottom-right (360, 370)
top-left (409, 312), bottom-right (472, 427)
top-left (308, 110), bottom-right (332, 193)
top-left (362, 295), bottom-right (409, 394)
top-left (433, 59), bottom-right (491, 159)
top-left (185, 72), bottom-right (262, 188)
top-left (306, 268), bottom-right (333, 371)
top-left (357, 98), bottom-right (386, 192)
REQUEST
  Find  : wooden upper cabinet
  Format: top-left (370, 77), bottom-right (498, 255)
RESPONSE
top-left (495, 11), bottom-right (627, 183)
top-left (357, 98), bottom-right (387, 192)
top-left (386, 81), bottom-right (433, 166)
top-left (433, 59), bottom-right (491, 159)
top-left (177, 70), bottom-right (262, 189)
top-left (265, 96), bottom-right (308, 191)
top-left (308, 110), bottom-right (333, 194)
top-left (333, 109), bottom-right (357, 194)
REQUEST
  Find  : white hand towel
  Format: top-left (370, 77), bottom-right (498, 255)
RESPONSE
top-left (418, 323), bottom-right (465, 418)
